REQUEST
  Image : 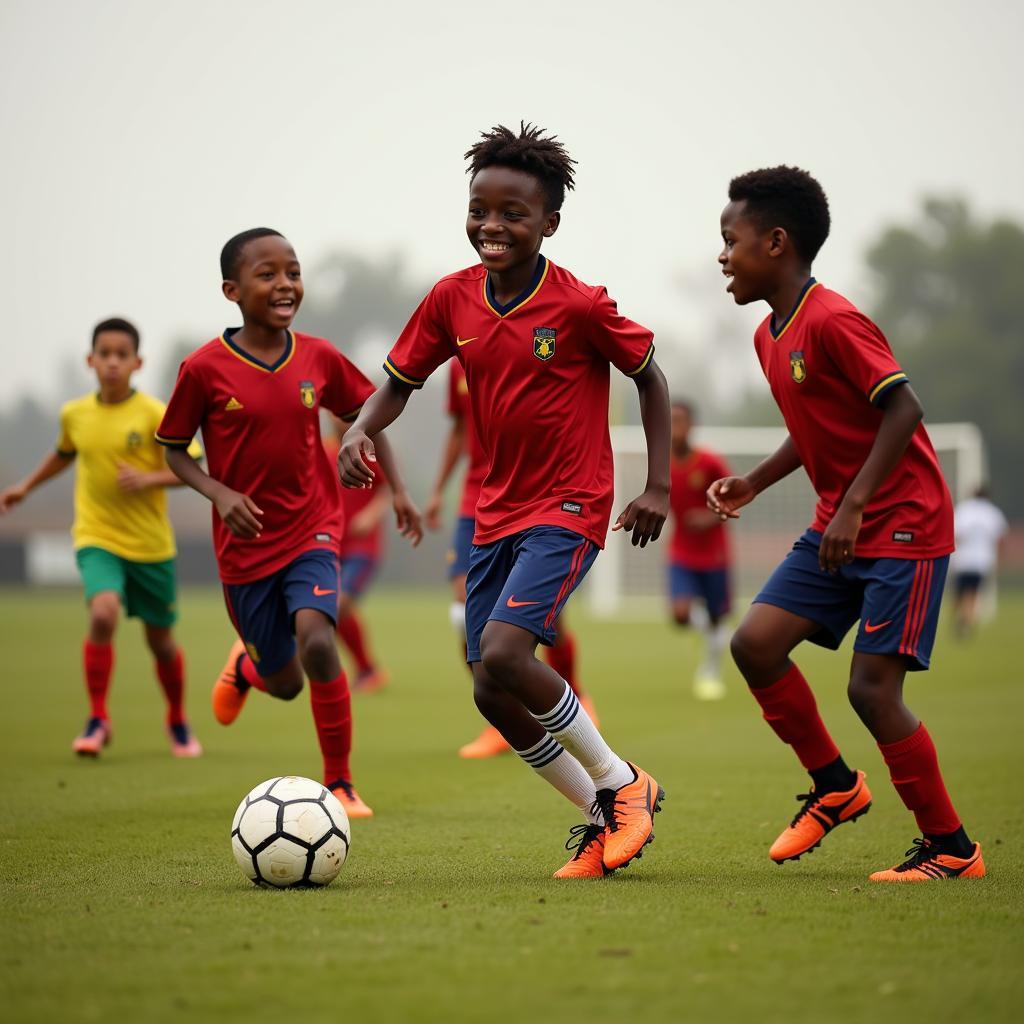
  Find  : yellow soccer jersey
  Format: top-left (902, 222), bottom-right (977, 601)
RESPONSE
top-left (57, 391), bottom-right (201, 562)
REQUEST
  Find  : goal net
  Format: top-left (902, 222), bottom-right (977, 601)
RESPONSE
top-left (587, 422), bottom-right (986, 619)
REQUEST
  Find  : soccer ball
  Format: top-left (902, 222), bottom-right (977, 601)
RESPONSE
top-left (231, 776), bottom-right (350, 888)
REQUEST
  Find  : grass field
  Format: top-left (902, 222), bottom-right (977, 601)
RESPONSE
top-left (1, 585), bottom-right (1022, 1024)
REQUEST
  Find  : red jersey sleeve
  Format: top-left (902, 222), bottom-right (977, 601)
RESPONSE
top-left (322, 349), bottom-right (375, 422)
top-left (384, 286), bottom-right (453, 389)
top-left (820, 310), bottom-right (909, 407)
top-left (585, 288), bottom-right (655, 377)
top-left (156, 359), bottom-right (207, 448)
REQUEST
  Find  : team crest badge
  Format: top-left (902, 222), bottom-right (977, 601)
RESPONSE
top-left (126, 431), bottom-right (142, 451)
top-left (533, 327), bottom-right (556, 361)
top-left (789, 351), bottom-right (806, 384)
top-left (299, 380), bottom-right (316, 408)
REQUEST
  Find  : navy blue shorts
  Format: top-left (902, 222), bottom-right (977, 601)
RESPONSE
top-left (668, 563), bottom-right (731, 620)
top-left (339, 554), bottom-right (378, 599)
top-left (465, 525), bottom-right (599, 663)
top-left (447, 515), bottom-right (475, 580)
top-left (953, 571), bottom-right (984, 596)
top-left (755, 529), bottom-right (949, 671)
top-left (223, 550), bottom-right (340, 678)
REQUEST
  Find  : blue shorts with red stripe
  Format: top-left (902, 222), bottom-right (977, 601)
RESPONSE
top-left (447, 515), bottom-right (475, 580)
top-left (339, 554), bottom-right (378, 599)
top-left (465, 525), bottom-right (598, 663)
top-left (754, 529), bottom-right (948, 670)
top-left (668, 562), bottom-right (732, 620)
top-left (223, 550), bottom-right (340, 678)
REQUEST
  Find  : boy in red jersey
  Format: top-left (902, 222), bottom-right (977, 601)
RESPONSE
top-left (667, 398), bottom-right (732, 701)
top-left (341, 124), bottom-right (670, 879)
top-left (157, 229), bottom-right (421, 819)
top-left (709, 167), bottom-right (983, 882)
top-left (425, 357), bottom-right (600, 759)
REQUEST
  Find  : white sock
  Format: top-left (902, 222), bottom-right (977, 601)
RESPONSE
top-left (449, 601), bottom-right (466, 640)
top-left (515, 735), bottom-right (601, 824)
top-left (533, 681), bottom-right (633, 792)
top-left (700, 621), bottom-right (728, 678)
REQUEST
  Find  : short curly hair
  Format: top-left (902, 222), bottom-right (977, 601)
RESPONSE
top-left (465, 122), bottom-right (577, 212)
top-left (220, 227), bottom-right (285, 280)
top-left (728, 166), bottom-right (830, 263)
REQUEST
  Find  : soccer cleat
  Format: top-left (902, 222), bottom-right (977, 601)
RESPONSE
top-left (553, 823), bottom-right (611, 879)
top-left (353, 667), bottom-right (388, 693)
top-left (212, 639), bottom-right (249, 725)
top-left (693, 674), bottom-right (726, 701)
top-left (594, 763), bottom-right (665, 871)
top-left (72, 717), bottom-right (111, 757)
top-left (769, 769), bottom-right (872, 863)
top-left (458, 725), bottom-right (510, 759)
top-left (869, 838), bottom-right (986, 883)
top-left (329, 779), bottom-right (374, 818)
top-left (579, 692), bottom-right (601, 729)
top-left (167, 721), bottom-right (202, 758)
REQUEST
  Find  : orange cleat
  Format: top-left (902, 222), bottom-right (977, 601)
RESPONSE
top-left (595, 763), bottom-right (665, 871)
top-left (167, 721), bottom-right (202, 758)
top-left (354, 667), bottom-right (388, 694)
top-left (458, 725), bottom-right (510, 759)
top-left (769, 770), bottom-right (872, 864)
top-left (329, 779), bottom-right (374, 819)
top-left (72, 717), bottom-right (111, 757)
top-left (869, 838), bottom-right (986, 883)
top-left (553, 823), bottom-right (611, 879)
top-left (212, 639), bottom-right (249, 726)
top-left (579, 692), bottom-right (601, 729)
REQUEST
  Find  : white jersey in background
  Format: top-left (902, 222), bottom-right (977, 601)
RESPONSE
top-left (951, 497), bottom-right (1008, 576)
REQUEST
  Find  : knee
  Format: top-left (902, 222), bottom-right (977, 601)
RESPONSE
top-left (730, 624), bottom-right (769, 675)
top-left (479, 632), bottom-right (524, 689)
top-left (299, 630), bottom-right (337, 681)
top-left (472, 673), bottom-right (507, 719)
top-left (270, 677), bottom-right (304, 701)
top-left (672, 604), bottom-right (692, 627)
top-left (846, 672), bottom-right (899, 725)
top-left (89, 603), bottom-right (119, 641)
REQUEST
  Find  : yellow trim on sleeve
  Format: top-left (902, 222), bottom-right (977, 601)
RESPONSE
top-left (869, 372), bottom-right (908, 403)
top-left (626, 344), bottom-right (655, 377)
top-left (384, 360), bottom-right (424, 387)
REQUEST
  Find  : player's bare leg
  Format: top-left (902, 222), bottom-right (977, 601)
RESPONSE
top-left (546, 617), bottom-right (599, 725)
top-left (458, 572), bottom-right (509, 759)
top-left (144, 623), bottom-right (200, 757)
top-left (74, 591), bottom-right (119, 756)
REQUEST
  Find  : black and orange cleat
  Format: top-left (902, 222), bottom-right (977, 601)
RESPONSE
top-left (329, 778), bottom-right (374, 819)
top-left (594, 763), bottom-right (665, 871)
top-left (769, 769), bottom-right (872, 864)
top-left (869, 838), bottom-right (986, 883)
top-left (72, 717), bottom-right (111, 757)
top-left (553, 823), bottom-right (612, 879)
top-left (211, 639), bottom-right (249, 726)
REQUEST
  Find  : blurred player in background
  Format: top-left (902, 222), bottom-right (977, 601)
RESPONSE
top-left (425, 356), bottom-right (599, 759)
top-left (341, 124), bottom-right (669, 879)
top-left (711, 166), bottom-right (983, 882)
top-left (951, 486), bottom-right (1007, 637)
top-left (158, 228), bottom-right (421, 819)
top-left (667, 398), bottom-right (732, 701)
top-left (0, 318), bottom-right (202, 759)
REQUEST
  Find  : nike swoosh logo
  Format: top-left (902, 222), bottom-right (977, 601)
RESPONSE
top-left (456, 336), bottom-right (478, 347)
top-left (312, 585), bottom-right (337, 597)
top-left (864, 619), bottom-right (893, 633)
top-left (506, 596), bottom-right (540, 608)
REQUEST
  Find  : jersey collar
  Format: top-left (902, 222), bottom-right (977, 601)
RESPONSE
top-left (769, 278), bottom-right (819, 341)
top-left (220, 328), bottom-right (296, 373)
top-left (483, 254), bottom-right (548, 318)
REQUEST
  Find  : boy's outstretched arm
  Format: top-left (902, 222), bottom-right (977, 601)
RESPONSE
top-left (165, 447), bottom-right (263, 539)
top-left (338, 379), bottom-right (414, 488)
top-left (818, 383), bottom-right (923, 571)
top-left (367, 431), bottom-right (423, 547)
top-left (0, 451), bottom-right (74, 513)
top-left (707, 436), bottom-right (802, 520)
top-left (612, 358), bottom-right (671, 548)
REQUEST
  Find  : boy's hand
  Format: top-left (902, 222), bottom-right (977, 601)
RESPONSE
top-left (612, 486), bottom-right (668, 548)
top-left (819, 504), bottom-right (862, 573)
top-left (338, 430), bottom-right (376, 489)
top-left (424, 491), bottom-right (444, 532)
top-left (0, 484), bottom-right (28, 514)
top-left (116, 463), bottom-right (149, 493)
top-left (707, 476), bottom-right (756, 520)
top-left (393, 490), bottom-right (423, 547)
top-left (214, 487), bottom-right (263, 539)
top-left (349, 508), bottom-right (378, 537)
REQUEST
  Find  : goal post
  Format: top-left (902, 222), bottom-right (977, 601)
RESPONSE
top-left (587, 422), bottom-right (986, 619)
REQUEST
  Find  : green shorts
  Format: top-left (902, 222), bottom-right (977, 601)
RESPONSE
top-left (75, 547), bottom-right (178, 627)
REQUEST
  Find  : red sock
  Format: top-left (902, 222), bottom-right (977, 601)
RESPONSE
top-left (336, 612), bottom-right (374, 675)
top-left (309, 671), bottom-right (352, 785)
top-left (155, 649), bottom-right (186, 725)
top-left (545, 630), bottom-right (579, 691)
top-left (878, 722), bottom-right (961, 835)
top-left (83, 640), bottom-right (113, 720)
top-left (750, 663), bottom-right (840, 771)
top-left (237, 652), bottom-right (268, 693)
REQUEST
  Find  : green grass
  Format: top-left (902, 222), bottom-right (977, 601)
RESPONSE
top-left (1, 585), bottom-right (1022, 1024)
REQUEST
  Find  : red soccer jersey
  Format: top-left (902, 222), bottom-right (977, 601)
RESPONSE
top-left (753, 280), bottom-right (953, 559)
top-left (447, 358), bottom-right (487, 518)
top-left (322, 434), bottom-right (387, 560)
top-left (157, 329), bottom-right (373, 583)
top-left (669, 448), bottom-right (732, 570)
top-left (386, 256), bottom-right (654, 547)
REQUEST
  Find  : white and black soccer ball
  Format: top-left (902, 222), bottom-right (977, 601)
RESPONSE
top-left (231, 776), bottom-right (350, 888)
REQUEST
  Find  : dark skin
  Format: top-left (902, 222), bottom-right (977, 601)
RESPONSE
top-left (166, 236), bottom-right (421, 697)
top-left (340, 165), bottom-right (670, 743)
top-left (708, 199), bottom-right (926, 744)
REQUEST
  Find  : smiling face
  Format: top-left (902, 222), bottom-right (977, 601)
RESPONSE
top-left (719, 200), bottom-right (784, 306)
top-left (88, 330), bottom-right (141, 395)
top-left (466, 166), bottom-right (559, 275)
top-left (222, 235), bottom-right (303, 329)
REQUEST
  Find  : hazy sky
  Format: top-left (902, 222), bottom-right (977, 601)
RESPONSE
top-left (2, 0), bottom-right (1022, 410)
